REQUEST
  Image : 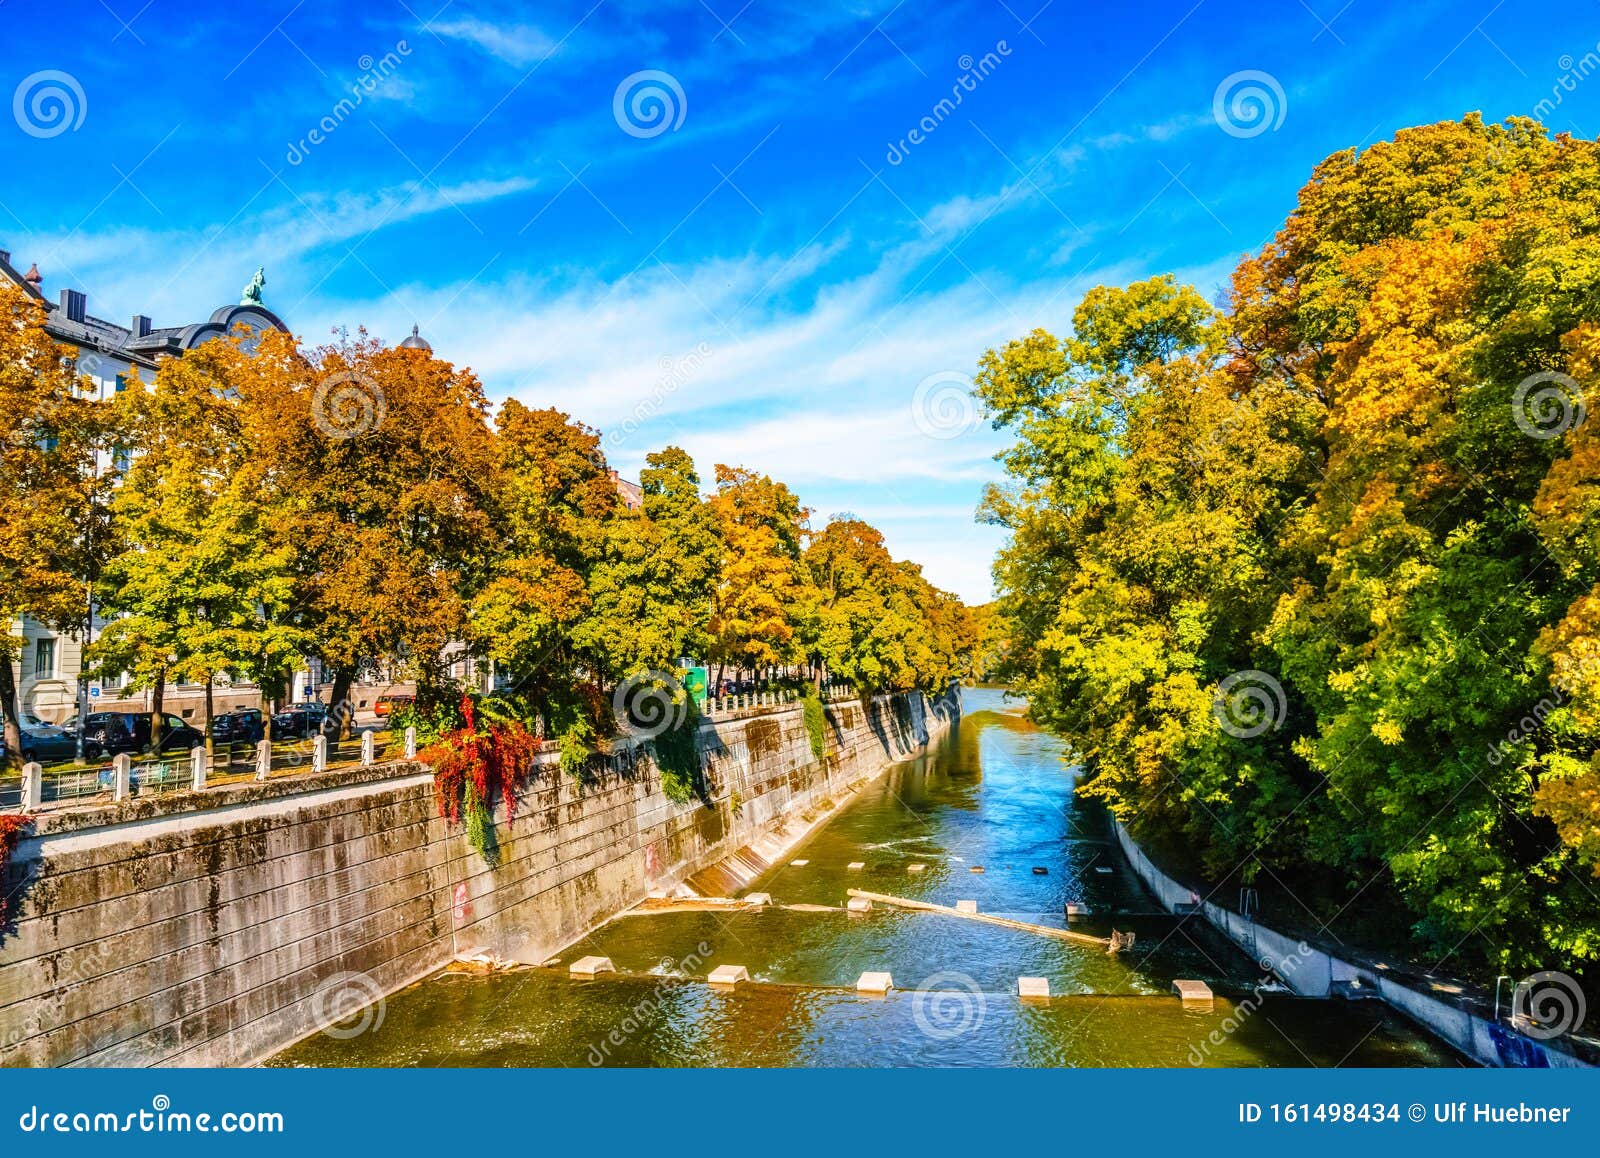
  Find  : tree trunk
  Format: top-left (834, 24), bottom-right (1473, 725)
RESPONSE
top-left (328, 666), bottom-right (355, 741)
top-left (150, 671), bottom-right (166, 755)
top-left (203, 675), bottom-right (215, 761)
top-left (0, 649), bottom-right (24, 771)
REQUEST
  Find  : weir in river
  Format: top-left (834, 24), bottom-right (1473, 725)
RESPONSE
top-left (270, 688), bottom-right (1462, 1068)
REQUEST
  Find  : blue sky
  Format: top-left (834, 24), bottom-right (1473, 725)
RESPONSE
top-left (3, 0), bottom-right (1597, 602)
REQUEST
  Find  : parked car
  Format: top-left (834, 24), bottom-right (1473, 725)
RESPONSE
top-left (211, 709), bottom-right (265, 744)
top-left (80, 711), bottom-right (205, 760)
top-left (271, 704), bottom-right (331, 739)
top-left (373, 693), bottom-right (414, 717)
top-left (1, 714), bottom-right (80, 765)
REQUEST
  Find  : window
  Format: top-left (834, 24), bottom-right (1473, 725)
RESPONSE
top-left (33, 638), bottom-right (56, 678)
top-left (114, 373), bottom-right (128, 394)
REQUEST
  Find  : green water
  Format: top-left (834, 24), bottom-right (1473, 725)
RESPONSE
top-left (270, 688), bottom-right (1462, 1068)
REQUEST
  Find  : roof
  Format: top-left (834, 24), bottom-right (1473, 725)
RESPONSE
top-left (0, 250), bottom-right (290, 369)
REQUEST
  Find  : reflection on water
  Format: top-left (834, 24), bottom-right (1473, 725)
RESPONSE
top-left (271, 688), bottom-right (1461, 1068)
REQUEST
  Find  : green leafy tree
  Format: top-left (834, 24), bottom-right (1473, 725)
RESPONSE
top-left (577, 445), bottom-right (722, 675)
top-left (92, 337), bottom-right (306, 753)
top-left (982, 115), bottom-right (1600, 978)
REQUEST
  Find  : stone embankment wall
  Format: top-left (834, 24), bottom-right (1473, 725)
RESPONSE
top-left (0, 689), bottom-right (958, 1068)
top-left (1112, 821), bottom-right (1592, 1069)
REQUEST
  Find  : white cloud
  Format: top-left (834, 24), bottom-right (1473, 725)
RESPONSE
top-left (430, 18), bottom-right (558, 67)
top-left (15, 174), bottom-right (538, 328)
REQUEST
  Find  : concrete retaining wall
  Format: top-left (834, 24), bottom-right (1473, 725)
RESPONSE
top-left (0, 689), bottom-right (957, 1068)
top-left (1113, 820), bottom-right (1590, 1069)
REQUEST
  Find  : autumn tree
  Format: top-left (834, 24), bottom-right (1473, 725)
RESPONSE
top-left (707, 465), bottom-right (810, 686)
top-left (91, 335), bottom-right (306, 754)
top-left (0, 284), bottom-right (106, 769)
top-left (471, 401), bottom-right (616, 724)
top-left (239, 329), bottom-right (500, 737)
top-left (982, 114), bottom-right (1600, 978)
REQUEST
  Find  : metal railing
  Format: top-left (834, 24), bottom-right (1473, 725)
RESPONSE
top-left (3, 723), bottom-right (417, 815)
top-left (702, 679), bottom-right (853, 718)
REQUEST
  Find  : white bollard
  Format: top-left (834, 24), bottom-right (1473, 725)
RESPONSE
top-left (312, 734), bottom-right (328, 774)
top-left (255, 739), bottom-right (271, 781)
top-left (20, 762), bottom-right (42, 811)
top-left (404, 726), bottom-right (417, 760)
top-left (361, 729), bottom-right (375, 766)
top-left (190, 746), bottom-right (207, 791)
top-left (112, 754), bottom-right (132, 801)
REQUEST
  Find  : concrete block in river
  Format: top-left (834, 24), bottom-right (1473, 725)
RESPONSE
top-left (856, 971), bottom-right (893, 994)
top-left (1172, 979), bottom-right (1214, 1008)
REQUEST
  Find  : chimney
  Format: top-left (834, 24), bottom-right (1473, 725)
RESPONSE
top-left (131, 314), bottom-right (152, 338)
top-left (0, 249), bottom-right (9, 266)
top-left (59, 288), bottom-right (86, 323)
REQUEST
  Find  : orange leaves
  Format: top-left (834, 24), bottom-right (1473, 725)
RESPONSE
top-left (1533, 763), bottom-right (1600, 875)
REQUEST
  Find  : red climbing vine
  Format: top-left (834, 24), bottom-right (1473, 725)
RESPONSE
top-left (0, 813), bottom-right (32, 928)
top-left (421, 695), bottom-right (538, 864)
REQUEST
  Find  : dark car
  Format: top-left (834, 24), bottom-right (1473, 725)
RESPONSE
top-left (3, 713), bottom-right (79, 764)
top-left (80, 711), bottom-right (206, 760)
top-left (271, 704), bottom-right (331, 739)
top-left (211, 709), bottom-right (265, 744)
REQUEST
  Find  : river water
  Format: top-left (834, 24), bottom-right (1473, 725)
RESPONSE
top-left (270, 688), bottom-right (1460, 1068)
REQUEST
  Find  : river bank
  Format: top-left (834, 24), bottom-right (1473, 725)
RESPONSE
top-left (1, 689), bottom-right (955, 1067)
top-left (271, 688), bottom-right (1462, 1068)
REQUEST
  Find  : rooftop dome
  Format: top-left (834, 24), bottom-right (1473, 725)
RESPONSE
top-left (399, 323), bottom-right (432, 352)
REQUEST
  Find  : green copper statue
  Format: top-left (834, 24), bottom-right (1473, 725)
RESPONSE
top-left (240, 267), bottom-right (266, 307)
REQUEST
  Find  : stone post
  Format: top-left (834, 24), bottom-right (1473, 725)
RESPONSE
top-left (361, 729), bottom-right (375, 766)
top-left (190, 746), bottom-right (207, 791)
top-left (255, 739), bottom-right (271, 781)
top-left (312, 734), bottom-right (328, 774)
top-left (20, 761), bottom-right (42, 811)
top-left (112, 753), bottom-right (132, 801)
top-left (404, 726), bottom-right (417, 760)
